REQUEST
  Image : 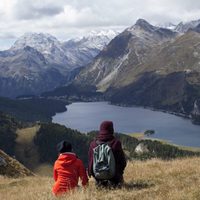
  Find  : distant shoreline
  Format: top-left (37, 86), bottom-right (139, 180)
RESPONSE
top-left (108, 101), bottom-right (191, 120)
top-left (53, 99), bottom-right (193, 123)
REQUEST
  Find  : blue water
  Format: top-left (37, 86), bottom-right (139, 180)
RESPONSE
top-left (52, 102), bottom-right (200, 147)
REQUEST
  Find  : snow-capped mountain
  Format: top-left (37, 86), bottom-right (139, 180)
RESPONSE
top-left (175, 19), bottom-right (200, 33)
top-left (0, 30), bottom-right (118, 97)
top-left (75, 19), bottom-right (177, 91)
top-left (62, 30), bottom-right (118, 67)
top-left (11, 31), bottom-right (118, 69)
top-left (11, 32), bottom-right (61, 54)
top-left (11, 33), bottom-right (72, 68)
top-left (157, 22), bottom-right (177, 30)
top-left (79, 30), bottom-right (118, 49)
top-left (73, 18), bottom-right (200, 124)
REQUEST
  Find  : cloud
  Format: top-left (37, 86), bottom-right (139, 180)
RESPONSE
top-left (1, 0), bottom-right (200, 50)
top-left (13, 0), bottom-right (64, 20)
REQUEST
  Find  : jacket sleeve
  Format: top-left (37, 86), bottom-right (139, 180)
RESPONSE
top-left (53, 163), bottom-right (58, 181)
top-left (78, 159), bottom-right (89, 186)
top-left (113, 140), bottom-right (127, 174)
top-left (88, 141), bottom-right (95, 177)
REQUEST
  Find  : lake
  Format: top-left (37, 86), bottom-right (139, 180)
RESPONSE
top-left (52, 102), bottom-right (200, 147)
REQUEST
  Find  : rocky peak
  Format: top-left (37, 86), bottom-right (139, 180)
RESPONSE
top-left (11, 32), bottom-right (61, 53)
top-left (189, 23), bottom-right (200, 33)
top-left (175, 19), bottom-right (200, 33)
top-left (134, 18), bottom-right (156, 32)
top-left (15, 46), bottom-right (47, 65)
top-left (157, 22), bottom-right (177, 30)
top-left (63, 30), bottom-right (118, 51)
top-left (127, 19), bottom-right (177, 40)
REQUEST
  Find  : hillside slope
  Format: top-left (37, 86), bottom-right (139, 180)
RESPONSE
top-left (75, 19), bottom-right (177, 91)
top-left (0, 157), bottom-right (200, 200)
top-left (72, 19), bottom-right (200, 123)
top-left (0, 150), bottom-right (33, 178)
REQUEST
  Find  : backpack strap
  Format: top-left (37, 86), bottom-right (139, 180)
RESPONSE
top-left (95, 140), bottom-right (101, 145)
top-left (95, 139), bottom-right (113, 147)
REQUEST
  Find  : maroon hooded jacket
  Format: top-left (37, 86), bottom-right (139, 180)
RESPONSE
top-left (88, 121), bottom-right (126, 182)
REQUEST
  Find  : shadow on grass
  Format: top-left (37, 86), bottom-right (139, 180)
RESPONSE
top-left (123, 180), bottom-right (155, 190)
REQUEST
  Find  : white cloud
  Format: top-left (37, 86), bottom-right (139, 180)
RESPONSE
top-left (1, 0), bottom-right (200, 49)
top-left (13, 0), bottom-right (64, 20)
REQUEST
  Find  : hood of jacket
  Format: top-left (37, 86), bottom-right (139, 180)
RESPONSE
top-left (57, 152), bottom-right (77, 167)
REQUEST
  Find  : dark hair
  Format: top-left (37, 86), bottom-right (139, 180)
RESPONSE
top-left (57, 141), bottom-right (72, 153)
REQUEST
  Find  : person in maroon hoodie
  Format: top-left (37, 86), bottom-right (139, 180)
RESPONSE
top-left (52, 141), bottom-right (88, 196)
top-left (88, 121), bottom-right (127, 187)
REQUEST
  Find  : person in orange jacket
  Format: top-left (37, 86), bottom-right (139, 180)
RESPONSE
top-left (52, 141), bottom-right (88, 196)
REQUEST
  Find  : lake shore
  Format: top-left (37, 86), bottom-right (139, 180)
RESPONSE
top-left (130, 132), bottom-right (200, 152)
top-left (52, 101), bottom-right (200, 148)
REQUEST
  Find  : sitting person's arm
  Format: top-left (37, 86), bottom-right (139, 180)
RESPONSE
top-left (77, 159), bottom-right (89, 187)
top-left (53, 163), bottom-right (58, 181)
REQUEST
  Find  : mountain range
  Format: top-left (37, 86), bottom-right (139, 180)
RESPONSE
top-left (0, 31), bottom-right (117, 97)
top-left (1, 18), bottom-right (200, 123)
top-left (73, 19), bottom-right (200, 123)
top-left (75, 19), bottom-right (178, 91)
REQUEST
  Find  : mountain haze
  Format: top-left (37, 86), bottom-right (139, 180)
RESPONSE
top-left (175, 19), bottom-right (200, 33)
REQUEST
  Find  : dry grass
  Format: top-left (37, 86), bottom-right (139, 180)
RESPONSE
top-left (15, 125), bottom-right (52, 175)
top-left (0, 150), bottom-right (33, 178)
top-left (15, 126), bottom-right (40, 169)
top-left (1, 157), bottom-right (200, 200)
top-left (129, 132), bottom-right (144, 139)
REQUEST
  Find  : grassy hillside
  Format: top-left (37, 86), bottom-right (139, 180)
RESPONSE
top-left (0, 150), bottom-right (33, 178)
top-left (1, 157), bottom-right (200, 200)
top-left (33, 124), bottom-right (200, 168)
top-left (1, 112), bottom-right (200, 172)
top-left (15, 126), bottom-right (41, 171)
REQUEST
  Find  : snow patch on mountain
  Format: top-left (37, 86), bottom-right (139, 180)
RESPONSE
top-left (156, 22), bottom-right (177, 30)
top-left (11, 30), bottom-right (118, 69)
top-left (11, 33), bottom-right (62, 55)
top-left (97, 51), bottom-right (130, 91)
top-left (175, 19), bottom-right (200, 33)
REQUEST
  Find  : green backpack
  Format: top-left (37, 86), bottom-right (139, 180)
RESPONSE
top-left (93, 142), bottom-right (116, 180)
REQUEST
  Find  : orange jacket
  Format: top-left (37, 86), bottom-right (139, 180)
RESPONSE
top-left (52, 152), bottom-right (88, 195)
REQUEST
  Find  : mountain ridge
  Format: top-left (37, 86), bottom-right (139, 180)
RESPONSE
top-left (71, 19), bottom-right (200, 123)
top-left (75, 18), bottom-right (178, 91)
top-left (0, 31), bottom-right (116, 97)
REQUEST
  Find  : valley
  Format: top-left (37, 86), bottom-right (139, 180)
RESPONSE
top-left (1, 18), bottom-right (200, 124)
top-left (2, 1), bottom-right (200, 200)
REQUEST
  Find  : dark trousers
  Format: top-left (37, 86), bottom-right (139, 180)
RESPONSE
top-left (95, 175), bottom-right (124, 188)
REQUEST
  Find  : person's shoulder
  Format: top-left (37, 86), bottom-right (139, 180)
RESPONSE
top-left (111, 138), bottom-right (122, 148)
top-left (75, 157), bottom-right (84, 166)
top-left (89, 139), bottom-right (97, 147)
top-left (54, 159), bottom-right (60, 168)
top-left (112, 138), bottom-right (121, 144)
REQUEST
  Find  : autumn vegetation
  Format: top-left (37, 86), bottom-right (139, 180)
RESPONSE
top-left (1, 157), bottom-right (200, 200)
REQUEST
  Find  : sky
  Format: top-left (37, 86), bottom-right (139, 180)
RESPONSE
top-left (1, 0), bottom-right (200, 50)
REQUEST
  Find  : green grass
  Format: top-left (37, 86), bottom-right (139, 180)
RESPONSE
top-left (129, 132), bottom-right (200, 152)
top-left (145, 137), bottom-right (200, 152)
top-left (129, 132), bottom-right (144, 139)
